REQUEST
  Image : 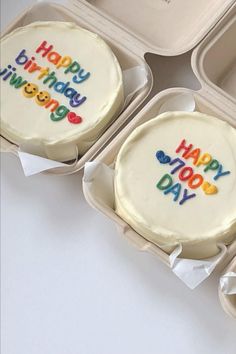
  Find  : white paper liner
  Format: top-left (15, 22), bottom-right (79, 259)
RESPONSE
top-left (17, 151), bottom-right (78, 176)
top-left (170, 243), bottom-right (227, 289)
top-left (1, 66), bottom-right (148, 176)
top-left (220, 272), bottom-right (236, 295)
top-left (83, 160), bottom-right (228, 289)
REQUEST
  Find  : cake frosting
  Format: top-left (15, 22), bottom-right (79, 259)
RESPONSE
top-left (114, 112), bottom-right (236, 259)
top-left (0, 21), bottom-right (124, 161)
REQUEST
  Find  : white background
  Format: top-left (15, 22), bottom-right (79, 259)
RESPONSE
top-left (1, 1), bottom-right (236, 354)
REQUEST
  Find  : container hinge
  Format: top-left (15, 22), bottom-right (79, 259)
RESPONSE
top-left (67, 0), bottom-right (146, 57)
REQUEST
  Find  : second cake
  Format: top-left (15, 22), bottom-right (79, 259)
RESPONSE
top-left (114, 112), bottom-right (236, 259)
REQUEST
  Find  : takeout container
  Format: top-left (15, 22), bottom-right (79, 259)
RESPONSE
top-left (83, 1), bottom-right (236, 317)
top-left (219, 257), bottom-right (236, 318)
top-left (1, 0), bottom-right (235, 174)
top-left (84, 88), bottom-right (236, 266)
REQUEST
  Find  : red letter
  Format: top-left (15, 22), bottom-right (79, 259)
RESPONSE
top-left (176, 139), bottom-right (193, 157)
top-left (36, 41), bottom-right (53, 57)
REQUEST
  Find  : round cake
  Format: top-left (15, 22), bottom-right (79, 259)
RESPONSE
top-left (0, 21), bottom-right (124, 161)
top-left (114, 112), bottom-right (236, 259)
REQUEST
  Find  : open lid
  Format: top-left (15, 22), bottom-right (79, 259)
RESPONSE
top-left (192, 1), bottom-right (236, 114)
top-left (70, 0), bottom-right (235, 56)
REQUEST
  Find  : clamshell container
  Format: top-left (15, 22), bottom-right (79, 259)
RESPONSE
top-left (1, 0), bottom-right (234, 174)
top-left (83, 2), bottom-right (236, 317)
top-left (219, 256), bottom-right (236, 318)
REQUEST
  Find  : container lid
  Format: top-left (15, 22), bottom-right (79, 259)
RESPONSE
top-left (192, 1), bottom-right (236, 115)
top-left (70, 0), bottom-right (235, 56)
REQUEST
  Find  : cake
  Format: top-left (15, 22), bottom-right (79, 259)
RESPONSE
top-left (114, 112), bottom-right (236, 259)
top-left (0, 21), bottom-right (124, 161)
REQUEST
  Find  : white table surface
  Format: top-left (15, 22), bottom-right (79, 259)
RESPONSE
top-left (1, 1), bottom-right (236, 354)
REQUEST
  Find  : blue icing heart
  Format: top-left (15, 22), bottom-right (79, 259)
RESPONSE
top-left (156, 150), bottom-right (171, 164)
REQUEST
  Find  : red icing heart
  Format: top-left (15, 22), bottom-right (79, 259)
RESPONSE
top-left (67, 112), bottom-right (83, 124)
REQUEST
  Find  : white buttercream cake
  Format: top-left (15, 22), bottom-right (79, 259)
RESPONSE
top-left (114, 112), bottom-right (236, 259)
top-left (0, 21), bottom-right (124, 161)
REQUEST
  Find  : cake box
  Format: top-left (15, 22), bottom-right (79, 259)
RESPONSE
top-left (82, 1), bottom-right (236, 317)
top-left (1, 0), bottom-right (234, 175)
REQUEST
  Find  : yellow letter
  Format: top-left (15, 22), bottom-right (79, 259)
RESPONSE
top-left (56, 56), bottom-right (72, 69)
top-left (38, 67), bottom-right (49, 80)
top-left (195, 153), bottom-right (212, 166)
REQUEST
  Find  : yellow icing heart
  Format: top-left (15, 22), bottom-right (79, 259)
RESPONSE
top-left (201, 181), bottom-right (218, 195)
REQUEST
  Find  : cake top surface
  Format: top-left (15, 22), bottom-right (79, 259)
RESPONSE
top-left (0, 21), bottom-right (123, 160)
top-left (115, 111), bottom-right (236, 245)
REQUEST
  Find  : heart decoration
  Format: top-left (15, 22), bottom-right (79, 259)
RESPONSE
top-left (201, 181), bottom-right (218, 195)
top-left (67, 112), bottom-right (83, 124)
top-left (156, 150), bottom-right (171, 164)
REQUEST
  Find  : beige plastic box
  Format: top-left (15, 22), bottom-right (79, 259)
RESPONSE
top-left (83, 2), bottom-right (236, 316)
top-left (1, 0), bottom-right (234, 174)
top-left (219, 256), bottom-right (236, 319)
